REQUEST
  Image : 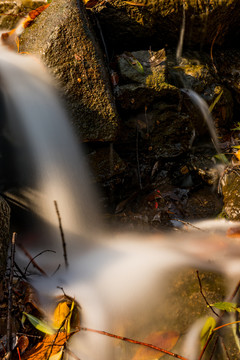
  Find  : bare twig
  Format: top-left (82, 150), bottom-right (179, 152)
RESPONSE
top-left (19, 247), bottom-right (55, 276)
top-left (81, 327), bottom-right (189, 360)
top-left (209, 336), bottom-right (219, 360)
top-left (196, 270), bottom-right (219, 317)
top-left (54, 200), bottom-right (68, 269)
top-left (7, 233), bottom-right (17, 354)
top-left (13, 261), bottom-right (27, 280)
top-left (172, 219), bottom-right (206, 231)
top-left (213, 320), bottom-right (240, 332)
top-left (210, 25), bottom-right (222, 74)
top-left (65, 347), bottom-right (81, 360)
top-left (198, 331), bottom-right (214, 360)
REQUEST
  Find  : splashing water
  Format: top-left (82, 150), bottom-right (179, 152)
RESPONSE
top-left (181, 89), bottom-right (222, 155)
top-left (1, 48), bottom-right (240, 360)
top-left (175, 4), bottom-right (222, 158)
top-left (176, 0), bottom-right (186, 64)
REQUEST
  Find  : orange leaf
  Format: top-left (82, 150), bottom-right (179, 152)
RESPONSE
top-left (21, 332), bottom-right (72, 360)
top-left (132, 331), bottom-right (179, 360)
top-left (83, 0), bottom-right (99, 8)
top-left (124, 1), bottom-right (146, 6)
top-left (23, 4), bottom-right (50, 28)
top-left (235, 150), bottom-right (240, 162)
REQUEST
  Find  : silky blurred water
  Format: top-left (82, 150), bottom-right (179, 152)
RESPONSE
top-left (0, 47), bottom-right (240, 360)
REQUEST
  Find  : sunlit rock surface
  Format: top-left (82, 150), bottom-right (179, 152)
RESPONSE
top-left (19, 0), bottom-right (119, 142)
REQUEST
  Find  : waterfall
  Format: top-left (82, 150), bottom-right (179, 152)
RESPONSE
top-left (0, 47), bottom-right (101, 269)
top-left (0, 47), bottom-right (240, 360)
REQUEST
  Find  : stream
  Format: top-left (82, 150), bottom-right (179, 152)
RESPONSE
top-left (0, 45), bottom-right (240, 360)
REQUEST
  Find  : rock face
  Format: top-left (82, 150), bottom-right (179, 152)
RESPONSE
top-left (0, 197), bottom-right (10, 281)
top-left (221, 166), bottom-right (240, 220)
top-left (94, 0), bottom-right (240, 51)
top-left (19, 0), bottom-right (119, 142)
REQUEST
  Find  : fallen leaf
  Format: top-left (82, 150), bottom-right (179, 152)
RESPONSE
top-left (21, 332), bottom-right (71, 360)
top-left (53, 299), bottom-right (75, 333)
top-left (16, 335), bottom-right (29, 354)
top-left (124, 1), bottom-right (146, 6)
top-left (23, 4), bottom-right (50, 28)
top-left (23, 312), bottom-right (56, 335)
top-left (234, 150), bottom-right (240, 162)
top-left (132, 331), bottom-right (179, 360)
top-left (49, 347), bottom-right (63, 360)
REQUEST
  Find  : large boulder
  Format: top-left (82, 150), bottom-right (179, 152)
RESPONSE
top-left (19, 0), bottom-right (119, 141)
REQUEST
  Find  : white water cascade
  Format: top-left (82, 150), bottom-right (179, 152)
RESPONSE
top-left (0, 47), bottom-right (240, 360)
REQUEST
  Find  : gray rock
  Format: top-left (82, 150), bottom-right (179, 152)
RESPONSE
top-left (19, 0), bottom-right (119, 141)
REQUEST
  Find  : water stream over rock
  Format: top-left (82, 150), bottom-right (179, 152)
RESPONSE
top-left (0, 45), bottom-right (240, 360)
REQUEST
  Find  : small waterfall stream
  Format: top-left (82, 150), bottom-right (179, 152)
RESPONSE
top-left (0, 48), bottom-right (240, 360)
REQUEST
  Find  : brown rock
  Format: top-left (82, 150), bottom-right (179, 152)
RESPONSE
top-left (19, 0), bottom-right (119, 142)
top-left (94, 0), bottom-right (240, 51)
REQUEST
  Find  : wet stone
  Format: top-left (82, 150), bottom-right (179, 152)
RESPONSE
top-left (19, 0), bottom-right (119, 142)
top-left (221, 166), bottom-right (240, 220)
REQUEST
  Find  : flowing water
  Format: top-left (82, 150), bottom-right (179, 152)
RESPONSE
top-left (0, 48), bottom-right (240, 360)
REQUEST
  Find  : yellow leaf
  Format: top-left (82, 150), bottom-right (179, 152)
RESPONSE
top-left (52, 300), bottom-right (72, 332)
top-left (235, 150), bottom-right (240, 161)
top-left (49, 347), bottom-right (63, 360)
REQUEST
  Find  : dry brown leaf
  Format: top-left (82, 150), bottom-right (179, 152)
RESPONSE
top-left (16, 335), bottom-right (29, 354)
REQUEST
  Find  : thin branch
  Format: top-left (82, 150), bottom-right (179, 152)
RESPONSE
top-left (198, 331), bottom-right (214, 360)
top-left (7, 232), bottom-right (17, 354)
top-left (13, 261), bottom-right (28, 280)
top-left (209, 336), bottom-right (219, 360)
top-left (65, 347), bottom-right (81, 360)
top-left (81, 327), bottom-right (189, 360)
top-left (20, 248), bottom-right (55, 276)
top-left (213, 320), bottom-right (240, 332)
top-left (196, 270), bottom-right (219, 317)
top-left (210, 25), bottom-right (222, 74)
top-left (172, 219), bottom-right (206, 231)
top-left (54, 200), bottom-right (68, 269)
